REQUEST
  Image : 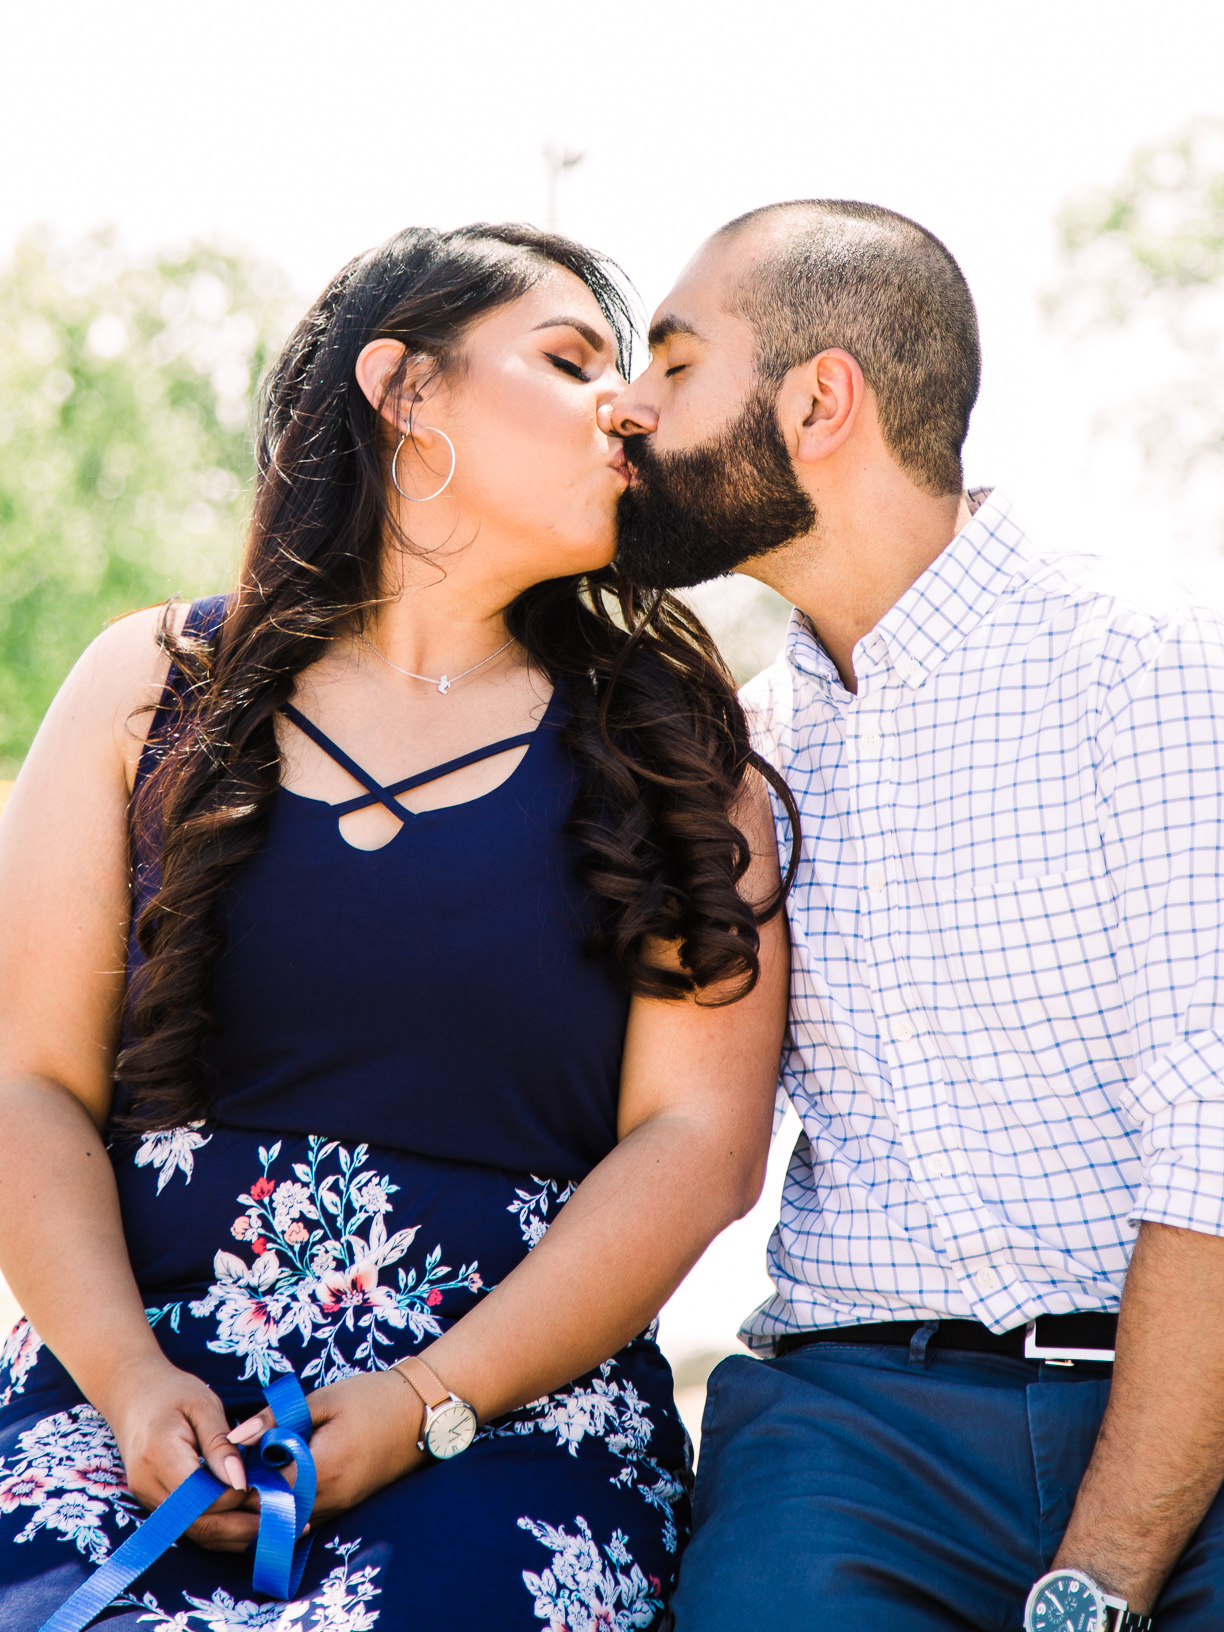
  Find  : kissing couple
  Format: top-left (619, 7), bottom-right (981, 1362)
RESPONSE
top-left (1, 202), bottom-right (1222, 1632)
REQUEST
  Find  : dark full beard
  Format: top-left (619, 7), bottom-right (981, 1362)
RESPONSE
top-left (614, 384), bottom-right (817, 590)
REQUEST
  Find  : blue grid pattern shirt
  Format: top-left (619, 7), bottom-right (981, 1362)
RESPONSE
top-left (740, 488), bottom-right (1224, 1350)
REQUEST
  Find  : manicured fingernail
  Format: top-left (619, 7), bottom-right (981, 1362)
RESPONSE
top-left (225, 1455), bottom-right (247, 1491)
top-left (227, 1416), bottom-right (263, 1444)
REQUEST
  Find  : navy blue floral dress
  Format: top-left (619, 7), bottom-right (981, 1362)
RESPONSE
top-left (0, 598), bottom-right (691, 1630)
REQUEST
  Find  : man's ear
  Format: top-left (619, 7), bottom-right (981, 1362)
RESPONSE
top-left (781, 348), bottom-right (865, 467)
top-left (354, 340), bottom-right (436, 432)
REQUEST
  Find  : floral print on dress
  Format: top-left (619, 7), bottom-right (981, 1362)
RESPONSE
top-left (518, 1515), bottom-right (661, 1630)
top-left (147, 1137), bottom-right (480, 1387)
top-left (146, 1135), bottom-right (483, 1390)
top-left (0, 1319), bottom-right (43, 1409)
top-left (482, 1359), bottom-right (688, 1554)
top-left (116, 1537), bottom-right (382, 1629)
top-left (0, 1404), bottom-right (137, 1564)
top-left (509, 1177), bottom-right (577, 1248)
top-left (134, 1121), bottom-right (213, 1192)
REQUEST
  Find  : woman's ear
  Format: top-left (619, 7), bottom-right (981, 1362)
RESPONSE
top-left (355, 339), bottom-right (434, 432)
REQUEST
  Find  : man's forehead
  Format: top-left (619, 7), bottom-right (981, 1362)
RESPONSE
top-left (649, 231), bottom-right (763, 345)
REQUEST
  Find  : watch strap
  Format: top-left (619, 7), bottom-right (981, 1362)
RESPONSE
top-left (393, 1355), bottom-right (451, 1412)
top-left (1115, 1614), bottom-right (1154, 1632)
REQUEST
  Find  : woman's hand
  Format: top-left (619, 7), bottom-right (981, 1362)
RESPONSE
top-left (228, 1367), bottom-right (428, 1529)
top-left (102, 1355), bottom-right (259, 1552)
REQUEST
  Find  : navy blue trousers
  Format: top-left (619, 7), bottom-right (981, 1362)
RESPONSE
top-left (669, 1342), bottom-right (1224, 1630)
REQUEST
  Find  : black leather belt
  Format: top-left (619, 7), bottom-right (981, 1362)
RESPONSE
top-left (774, 1312), bottom-right (1118, 1362)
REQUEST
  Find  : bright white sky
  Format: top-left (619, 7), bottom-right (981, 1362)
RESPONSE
top-left (4, 0), bottom-right (1223, 1374)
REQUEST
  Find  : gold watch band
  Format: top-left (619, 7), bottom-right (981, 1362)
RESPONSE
top-left (393, 1354), bottom-right (451, 1412)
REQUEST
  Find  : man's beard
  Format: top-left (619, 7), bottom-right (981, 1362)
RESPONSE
top-left (614, 384), bottom-right (817, 590)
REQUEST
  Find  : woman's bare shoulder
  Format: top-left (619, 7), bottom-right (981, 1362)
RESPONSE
top-left (84, 602), bottom-right (195, 774)
top-left (19, 601), bottom-right (193, 797)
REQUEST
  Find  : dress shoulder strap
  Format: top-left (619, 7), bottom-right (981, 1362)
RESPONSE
top-left (133, 595), bottom-right (232, 795)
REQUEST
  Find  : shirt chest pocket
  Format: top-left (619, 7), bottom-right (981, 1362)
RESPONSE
top-left (906, 869), bottom-right (1122, 1031)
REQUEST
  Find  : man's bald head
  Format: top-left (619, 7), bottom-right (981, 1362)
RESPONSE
top-left (715, 200), bottom-right (980, 496)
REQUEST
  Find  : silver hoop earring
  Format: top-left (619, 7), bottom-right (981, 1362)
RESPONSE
top-left (391, 426), bottom-right (456, 502)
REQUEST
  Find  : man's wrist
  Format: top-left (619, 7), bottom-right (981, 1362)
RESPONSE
top-left (1025, 1567), bottom-right (1154, 1631)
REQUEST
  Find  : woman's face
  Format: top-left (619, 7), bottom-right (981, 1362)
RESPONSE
top-left (397, 269), bottom-right (629, 584)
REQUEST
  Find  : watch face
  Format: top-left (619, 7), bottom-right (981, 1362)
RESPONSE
top-left (424, 1399), bottom-right (477, 1460)
top-left (1027, 1571), bottom-right (1105, 1632)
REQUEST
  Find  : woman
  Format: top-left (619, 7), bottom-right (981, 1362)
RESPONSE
top-left (0, 223), bottom-right (789, 1630)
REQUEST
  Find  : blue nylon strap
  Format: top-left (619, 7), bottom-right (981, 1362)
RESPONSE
top-left (36, 1465), bottom-right (226, 1632)
top-left (38, 1374), bottom-right (316, 1632)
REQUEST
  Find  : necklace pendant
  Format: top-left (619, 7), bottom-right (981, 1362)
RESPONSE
top-left (437, 675), bottom-right (451, 694)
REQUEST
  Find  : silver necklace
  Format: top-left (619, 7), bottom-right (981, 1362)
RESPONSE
top-left (355, 631), bottom-right (515, 694)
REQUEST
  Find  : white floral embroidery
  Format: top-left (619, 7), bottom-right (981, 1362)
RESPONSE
top-left (0, 1318), bottom-right (43, 1408)
top-left (509, 1176), bottom-right (577, 1248)
top-left (519, 1514), bottom-right (660, 1631)
top-left (117, 1537), bottom-right (381, 1629)
top-left (483, 1359), bottom-right (688, 1553)
top-left (0, 1404), bottom-right (137, 1562)
top-left (134, 1121), bottom-right (212, 1193)
top-left (178, 1137), bottom-right (478, 1387)
top-left (271, 1181), bottom-right (318, 1235)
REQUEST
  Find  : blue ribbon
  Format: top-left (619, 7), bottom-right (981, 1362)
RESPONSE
top-left (39, 1372), bottom-right (316, 1632)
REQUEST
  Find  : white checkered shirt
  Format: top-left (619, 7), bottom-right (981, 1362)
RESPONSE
top-left (740, 488), bottom-right (1224, 1350)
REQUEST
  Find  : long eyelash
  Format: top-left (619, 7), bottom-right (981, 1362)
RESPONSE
top-left (665, 365), bottom-right (686, 378)
top-left (544, 353), bottom-right (590, 383)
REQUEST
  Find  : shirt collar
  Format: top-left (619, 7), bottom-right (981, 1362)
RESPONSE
top-left (784, 487), bottom-right (1031, 693)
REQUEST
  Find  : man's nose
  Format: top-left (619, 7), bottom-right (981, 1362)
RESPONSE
top-left (608, 383), bottom-right (658, 439)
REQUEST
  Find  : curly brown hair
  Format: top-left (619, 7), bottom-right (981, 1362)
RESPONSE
top-left (116, 223), bottom-right (798, 1131)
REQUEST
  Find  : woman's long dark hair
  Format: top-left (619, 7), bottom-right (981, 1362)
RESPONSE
top-left (117, 222), bottom-right (799, 1131)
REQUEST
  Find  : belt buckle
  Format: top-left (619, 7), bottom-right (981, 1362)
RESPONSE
top-left (1023, 1319), bottom-right (1115, 1364)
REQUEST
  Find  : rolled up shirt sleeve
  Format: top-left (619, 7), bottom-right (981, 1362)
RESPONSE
top-left (1097, 608), bottom-right (1224, 1236)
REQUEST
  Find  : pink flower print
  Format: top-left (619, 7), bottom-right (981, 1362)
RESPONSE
top-left (316, 1259), bottom-right (399, 1318)
top-left (426, 1290), bottom-right (443, 1307)
top-left (214, 1287), bottom-right (283, 1350)
top-left (231, 1217), bottom-right (252, 1240)
top-left (251, 1237), bottom-right (268, 1255)
top-left (284, 1221), bottom-right (310, 1245)
top-left (66, 1457), bottom-right (128, 1500)
top-left (0, 1470), bottom-right (50, 1512)
top-left (250, 1176), bottom-right (275, 1201)
top-left (467, 1273), bottom-right (483, 1293)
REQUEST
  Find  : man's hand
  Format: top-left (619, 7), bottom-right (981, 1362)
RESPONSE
top-left (1052, 1221), bottom-right (1224, 1612)
top-left (228, 1367), bottom-right (428, 1528)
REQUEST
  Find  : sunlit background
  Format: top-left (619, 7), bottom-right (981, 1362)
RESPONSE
top-left (3, 0), bottom-right (1223, 1444)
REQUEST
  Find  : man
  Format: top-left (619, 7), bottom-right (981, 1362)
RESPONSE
top-left (609, 201), bottom-right (1224, 1630)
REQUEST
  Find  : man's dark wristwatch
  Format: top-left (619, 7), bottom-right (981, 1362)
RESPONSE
top-left (1025, 1569), bottom-right (1154, 1632)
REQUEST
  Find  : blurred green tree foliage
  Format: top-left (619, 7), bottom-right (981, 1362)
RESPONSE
top-left (0, 229), bottom-right (294, 772)
top-left (1051, 116), bottom-right (1224, 489)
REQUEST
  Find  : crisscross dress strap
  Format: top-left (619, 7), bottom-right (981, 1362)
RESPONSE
top-left (279, 702), bottom-right (538, 821)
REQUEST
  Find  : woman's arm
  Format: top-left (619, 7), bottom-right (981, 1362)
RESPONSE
top-left (0, 611), bottom-right (257, 1548)
top-left (234, 775), bottom-right (790, 1522)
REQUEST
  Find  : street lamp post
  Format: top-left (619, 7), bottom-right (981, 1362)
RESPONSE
top-left (543, 142), bottom-right (584, 232)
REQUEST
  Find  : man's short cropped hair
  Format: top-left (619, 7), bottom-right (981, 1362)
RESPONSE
top-left (718, 200), bottom-right (981, 496)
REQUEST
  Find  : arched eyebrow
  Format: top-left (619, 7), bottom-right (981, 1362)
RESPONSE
top-left (647, 315), bottom-right (706, 352)
top-left (531, 317), bottom-right (610, 352)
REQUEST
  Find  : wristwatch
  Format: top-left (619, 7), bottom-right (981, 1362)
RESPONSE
top-left (1024, 1568), bottom-right (1154, 1632)
top-left (391, 1355), bottom-right (478, 1460)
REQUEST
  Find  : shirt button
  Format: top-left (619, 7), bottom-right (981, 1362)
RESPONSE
top-left (860, 730), bottom-right (882, 754)
top-left (974, 1267), bottom-right (1001, 1295)
top-left (926, 1153), bottom-right (950, 1179)
top-left (898, 657), bottom-right (921, 683)
top-left (867, 868), bottom-right (887, 894)
top-left (891, 1016), bottom-right (917, 1042)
